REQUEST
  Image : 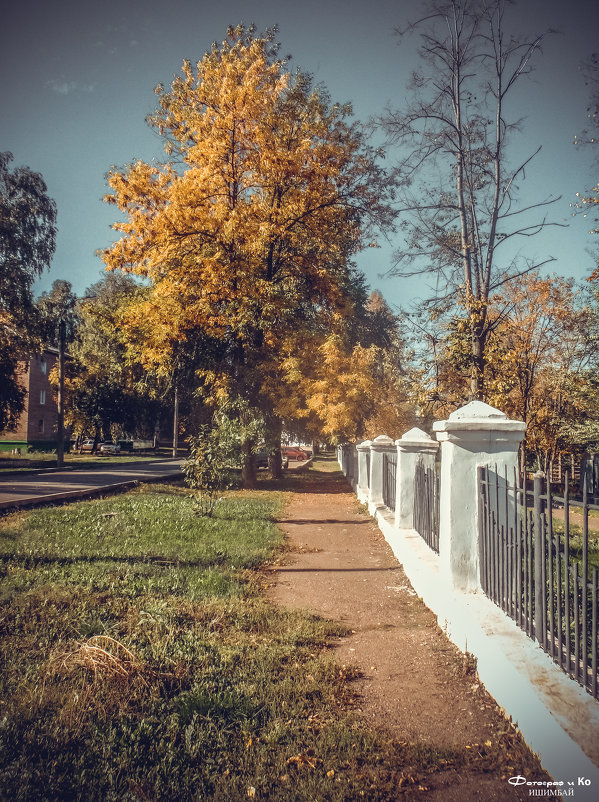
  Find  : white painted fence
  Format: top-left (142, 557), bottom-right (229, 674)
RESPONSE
top-left (337, 400), bottom-right (599, 795)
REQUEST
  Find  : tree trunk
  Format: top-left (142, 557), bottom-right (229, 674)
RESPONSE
top-left (269, 447), bottom-right (283, 480)
top-left (241, 438), bottom-right (257, 488)
top-left (470, 321), bottom-right (486, 401)
top-left (265, 416), bottom-right (283, 480)
top-left (312, 440), bottom-right (320, 456)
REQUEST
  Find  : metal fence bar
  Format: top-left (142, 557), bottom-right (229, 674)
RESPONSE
top-left (547, 481), bottom-right (555, 660)
top-left (582, 472), bottom-right (589, 690)
top-left (382, 452), bottom-right (397, 512)
top-left (564, 474), bottom-right (571, 674)
top-left (413, 459), bottom-right (439, 553)
top-left (534, 473), bottom-right (544, 646)
top-left (478, 468), bottom-right (599, 700)
top-left (593, 568), bottom-right (598, 699)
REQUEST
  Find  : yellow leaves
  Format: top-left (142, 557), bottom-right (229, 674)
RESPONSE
top-left (98, 24), bottom-right (392, 445)
top-left (286, 749), bottom-right (321, 769)
top-left (267, 327), bottom-right (381, 441)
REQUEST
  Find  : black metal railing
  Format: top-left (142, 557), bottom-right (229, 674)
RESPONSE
top-left (413, 459), bottom-right (440, 553)
top-left (478, 466), bottom-right (599, 700)
top-left (382, 452), bottom-right (397, 511)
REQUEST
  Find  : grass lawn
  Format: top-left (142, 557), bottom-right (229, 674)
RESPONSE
top-left (0, 479), bottom-right (537, 800)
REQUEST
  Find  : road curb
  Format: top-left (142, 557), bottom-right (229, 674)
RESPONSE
top-left (0, 470), bottom-right (183, 514)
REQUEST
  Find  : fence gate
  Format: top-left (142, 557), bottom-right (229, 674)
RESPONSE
top-left (478, 466), bottom-right (599, 700)
top-left (413, 458), bottom-right (439, 553)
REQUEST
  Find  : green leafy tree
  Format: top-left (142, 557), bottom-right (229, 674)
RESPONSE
top-left (0, 152), bottom-right (57, 431)
top-left (66, 275), bottom-right (166, 443)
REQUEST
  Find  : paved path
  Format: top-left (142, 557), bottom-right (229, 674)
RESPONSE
top-left (269, 465), bottom-right (550, 801)
top-left (0, 459), bottom-right (183, 510)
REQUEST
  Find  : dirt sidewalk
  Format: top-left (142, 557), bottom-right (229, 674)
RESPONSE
top-left (269, 461), bottom-right (550, 800)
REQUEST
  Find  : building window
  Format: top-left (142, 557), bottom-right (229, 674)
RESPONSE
top-left (40, 390), bottom-right (46, 405)
top-left (40, 359), bottom-right (47, 375)
top-left (39, 418), bottom-right (45, 433)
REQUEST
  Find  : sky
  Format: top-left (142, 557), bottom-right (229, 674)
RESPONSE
top-left (1, 0), bottom-right (598, 312)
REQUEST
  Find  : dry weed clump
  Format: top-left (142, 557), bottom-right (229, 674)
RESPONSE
top-left (43, 636), bottom-right (158, 730)
top-left (60, 635), bottom-right (149, 685)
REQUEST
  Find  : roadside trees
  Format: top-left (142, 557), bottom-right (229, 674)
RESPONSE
top-left (102, 25), bottom-right (393, 486)
top-left (65, 275), bottom-right (166, 445)
top-left (0, 152), bottom-right (56, 431)
top-left (415, 273), bottom-right (598, 472)
top-left (382, 0), bottom-right (559, 400)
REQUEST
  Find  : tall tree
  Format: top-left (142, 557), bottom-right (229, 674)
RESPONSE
top-left (576, 53), bottom-right (599, 278)
top-left (102, 25), bottom-right (392, 485)
top-left (0, 152), bottom-right (57, 431)
top-left (382, 0), bottom-right (559, 399)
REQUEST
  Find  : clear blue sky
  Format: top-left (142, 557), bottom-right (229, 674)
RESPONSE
top-left (1, 0), bottom-right (598, 311)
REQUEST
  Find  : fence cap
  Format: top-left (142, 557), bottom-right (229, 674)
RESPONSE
top-left (357, 439), bottom-right (372, 450)
top-left (433, 400), bottom-right (526, 436)
top-left (449, 400), bottom-right (507, 421)
top-left (399, 427), bottom-right (434, 441)
top-left (370, 434), bottom-right (395, 451)
top-left (395, 427), bottom-right (438, 452)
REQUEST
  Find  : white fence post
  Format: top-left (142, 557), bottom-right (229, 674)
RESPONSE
top-left (356, 440), bottom-right (372, 496)
top-left (433, 401), bottom-right (525, 592)
top-left (394, 428), bottom-right (438, 530)
top-left (369, 435), bottom-right (394, 507)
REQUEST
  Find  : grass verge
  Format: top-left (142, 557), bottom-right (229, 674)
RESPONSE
top-left (0, 481), bottom-right (541, 800)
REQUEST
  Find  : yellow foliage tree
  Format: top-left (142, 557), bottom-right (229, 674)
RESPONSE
top-left (102, 25), bottom-right (392, 483)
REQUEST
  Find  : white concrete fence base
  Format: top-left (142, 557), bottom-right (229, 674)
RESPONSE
top-left (338, 401), bottom-right (599, 797)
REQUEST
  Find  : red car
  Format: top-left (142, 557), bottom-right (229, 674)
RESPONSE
top-left (282, 446), bottom-right (309, 461)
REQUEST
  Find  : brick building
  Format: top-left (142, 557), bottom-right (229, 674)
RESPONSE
top-left (0, 347), bottom-right (60, 451)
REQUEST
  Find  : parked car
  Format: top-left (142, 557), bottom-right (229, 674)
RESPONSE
top-left (100, 442), bottom-right (121, 455)
top-left (282, 446), bottom-right (309, 461)
top-left (255, 449), bottom-right (269, 469)
top-left (79, 439), bottom-right (96, 454)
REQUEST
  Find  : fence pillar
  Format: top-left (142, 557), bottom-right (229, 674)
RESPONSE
top-left (394, 427), bottom-right (438, 530)
top-left (369, 435), bottom-right (394, 506)
top-left (356, 440), bottom-right (372, 495)
top-left (433, 401), bottom-right (526, 592)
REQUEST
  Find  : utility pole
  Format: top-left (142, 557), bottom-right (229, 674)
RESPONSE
top-left (172, 383), bottom-right (179, 458)
top-left (56, 319), bottom-right (65, 468)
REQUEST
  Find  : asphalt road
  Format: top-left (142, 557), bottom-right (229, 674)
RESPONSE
top-left (0, 459), bottom-right (184, 511)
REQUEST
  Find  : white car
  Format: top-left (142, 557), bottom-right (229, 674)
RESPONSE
top-left (100, 442), bottom-right (121, 455)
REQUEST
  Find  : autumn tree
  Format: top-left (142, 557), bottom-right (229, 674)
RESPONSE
top-left (0, 152), bottom-right (57, 431)
top-left (414, 273), bottom-right (597, 471)
top-left (102, 25), bottom-right (393, 485)
top-left (486, 274), bottom-right (593, 471)
top-left (382, 0), bottom-right (560, 400)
